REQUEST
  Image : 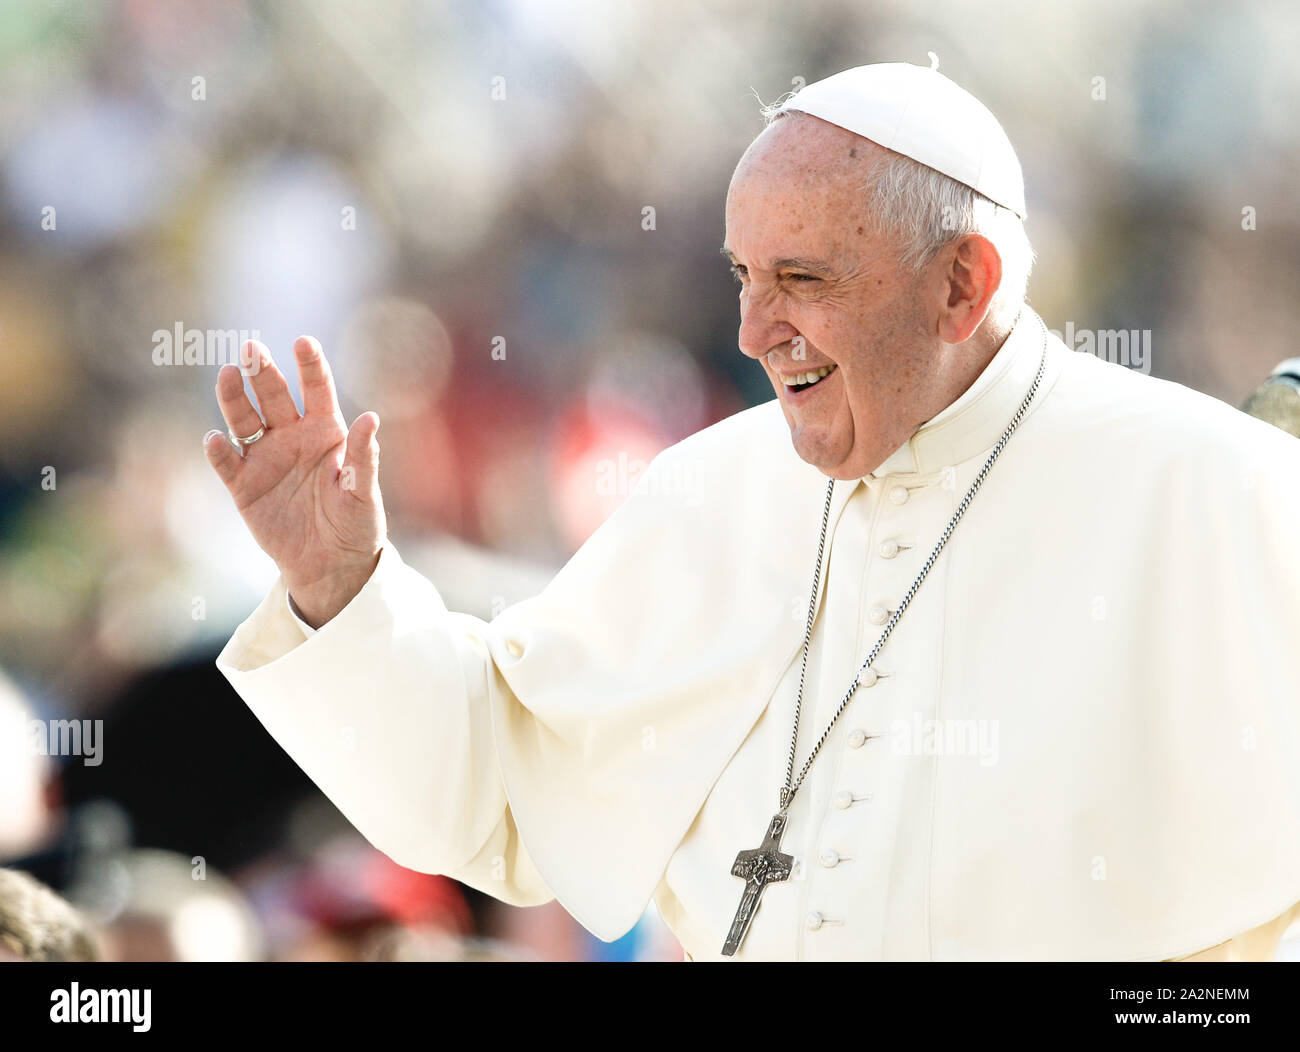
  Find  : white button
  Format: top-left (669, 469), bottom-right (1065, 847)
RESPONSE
top-left (860, 666), bottom-right (878, 687)
top-left (889, 486), bottom-right (909, 506)
top-left (505, 639), bottom-right (524, 658)
top-left (805, 911), bottom-right (823, 931)
top-left (819, 849), bottom-right (840, 868)
top-left (834, 790), bottom-right (854, 810)
top-left (868, 605), bottom-right (890, 625)
top-left (879, 539), bottom-right (900, 559)
top-left (847, 729), bottom-right (867, 749)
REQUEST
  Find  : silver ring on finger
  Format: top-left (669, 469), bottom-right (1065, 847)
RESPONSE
top-left (229, 425), bottom-right (266, 450)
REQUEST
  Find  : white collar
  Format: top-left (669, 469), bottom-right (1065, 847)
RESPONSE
top-left (866, 306), bottom-right (1046, 479)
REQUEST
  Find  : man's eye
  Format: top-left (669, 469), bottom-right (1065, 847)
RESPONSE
top-left (786, 273), bottom-right (819, 283)
top-left (729, 265), bottom-right (748, 283)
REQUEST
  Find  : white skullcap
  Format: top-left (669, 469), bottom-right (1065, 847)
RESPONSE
top-left (774, 61), bottom-right (1027, 219)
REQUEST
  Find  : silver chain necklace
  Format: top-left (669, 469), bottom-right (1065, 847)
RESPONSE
top-left (721, 317), bottom-right (1048, 957)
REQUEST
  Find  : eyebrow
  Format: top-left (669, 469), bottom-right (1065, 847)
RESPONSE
top-left (719, 245), bottom-right (834, 275)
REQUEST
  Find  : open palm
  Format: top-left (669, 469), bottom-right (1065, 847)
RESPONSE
top-left (204, 337), bottom-right (386, 623)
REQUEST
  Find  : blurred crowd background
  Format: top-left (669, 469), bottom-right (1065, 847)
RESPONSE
top-left (2, 0), bottom-right (1298, 961)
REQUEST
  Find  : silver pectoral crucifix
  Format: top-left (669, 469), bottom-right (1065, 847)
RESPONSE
top-left (721, 811), bottom-right (794, 956)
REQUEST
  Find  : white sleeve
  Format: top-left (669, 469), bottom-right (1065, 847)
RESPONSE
top-left (215, 540), bottom-right (553, 908)
top-left (213, 425), bottom-right (799, 944)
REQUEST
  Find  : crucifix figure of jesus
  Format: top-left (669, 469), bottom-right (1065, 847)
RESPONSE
top-left (722, 811), bottom-right (795, 956)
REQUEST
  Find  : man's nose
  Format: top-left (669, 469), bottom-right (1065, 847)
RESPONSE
top-left (737, 290), bottom-right (799, 361)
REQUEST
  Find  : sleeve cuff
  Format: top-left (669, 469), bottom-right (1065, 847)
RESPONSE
top-left (219, 542), bottom-right (395, 674)
top-left (285, 548), bottom-right (393, 637)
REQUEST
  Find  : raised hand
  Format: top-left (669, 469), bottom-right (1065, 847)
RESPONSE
top-left (203, 337), bottom-right (387, 628)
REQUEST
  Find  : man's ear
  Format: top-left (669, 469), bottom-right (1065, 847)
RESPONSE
top-left (936, 234), bottom-right (1002, 344)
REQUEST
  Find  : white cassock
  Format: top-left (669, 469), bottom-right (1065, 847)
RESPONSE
top-left (216, 305), bottom-right (1300, 960)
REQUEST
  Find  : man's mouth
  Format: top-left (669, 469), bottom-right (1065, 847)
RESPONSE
top-left (779, 364), bottom-right (838, 393)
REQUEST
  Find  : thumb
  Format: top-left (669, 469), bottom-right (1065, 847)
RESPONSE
top-left (342, 411), bottom-right (380, 491)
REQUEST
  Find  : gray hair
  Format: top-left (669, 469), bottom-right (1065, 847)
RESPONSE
top-left (760, 106), bottom-right (1034, 332)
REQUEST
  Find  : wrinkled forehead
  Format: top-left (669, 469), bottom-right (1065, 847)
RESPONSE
top-left (725, 115), bottom-right (885, 262)
top-left (730, 115), bottom-right (872, 194)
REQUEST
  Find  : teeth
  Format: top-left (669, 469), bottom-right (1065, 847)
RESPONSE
top-left (781, 365), bottom-right (836, 387)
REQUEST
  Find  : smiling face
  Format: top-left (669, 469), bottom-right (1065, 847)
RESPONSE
top-left (724, 114), bottom-right (996, 480)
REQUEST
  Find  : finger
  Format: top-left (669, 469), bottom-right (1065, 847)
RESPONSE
top-left (203, 428), bottom-right (242, 486)
top-left (293, 335), bottom-right (340, 418)
top-left (342, 412), bottom-right (380, 492)
top-left (216, 363), bottom-right (266, 443)
top-left (242, 340), bottom-right (301, 429)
